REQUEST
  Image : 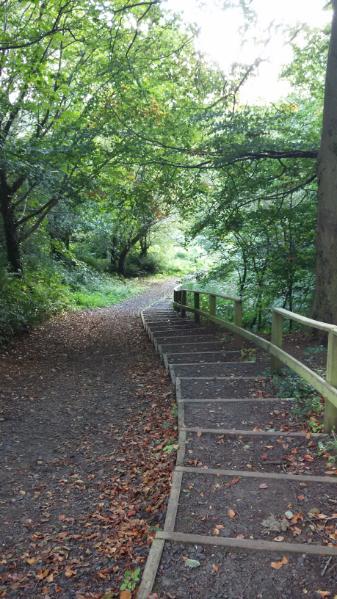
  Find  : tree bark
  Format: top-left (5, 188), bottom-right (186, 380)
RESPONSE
top-left (313, 0), bottom-right (337, 323)
top-left (117, 247), bottom-right (130, 276)
top-left (0, 184), bottom-right (22, 273)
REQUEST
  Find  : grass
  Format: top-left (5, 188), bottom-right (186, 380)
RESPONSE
top-left (71, 277), bottom-right (145, 309)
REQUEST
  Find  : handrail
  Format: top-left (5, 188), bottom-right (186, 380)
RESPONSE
top-left (173, 285), bottom-right (337, 433)
top-left (274, 307), bottom-right (337, 334)
top-left (174, 284), bottom-right (241, 303)
top-left (174, 285), bottom-right (243, 327)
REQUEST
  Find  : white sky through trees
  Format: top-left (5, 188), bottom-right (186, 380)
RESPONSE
top-left (164, 0), bottom-right (330, 103)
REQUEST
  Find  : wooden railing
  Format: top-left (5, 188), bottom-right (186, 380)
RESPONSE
top-left (173, 285), bottom-right (337, 432)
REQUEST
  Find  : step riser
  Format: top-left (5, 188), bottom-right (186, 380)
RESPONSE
top-left (140, 306), bottom-right (332, 598)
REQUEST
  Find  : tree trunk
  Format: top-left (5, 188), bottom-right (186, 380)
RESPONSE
top-left (117, 247), bottom-right (130, 276)
top-left (313, 0), bottom-right (337, 323)
top-left (0, 189), bottom-right (22, 273)
top-left (139, 234), bottom-right (149, 257)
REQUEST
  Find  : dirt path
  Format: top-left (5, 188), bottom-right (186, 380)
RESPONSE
top-left (140, 303), bottom-right (337, 598)
top-left (0, 279), bottom-right (177, 598)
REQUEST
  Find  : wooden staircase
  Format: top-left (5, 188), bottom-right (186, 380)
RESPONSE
top-left (138, 300), bottom-right (337, 599)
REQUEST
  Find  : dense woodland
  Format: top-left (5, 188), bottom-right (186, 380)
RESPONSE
top-left (1, 0), bottom-right (337, 341)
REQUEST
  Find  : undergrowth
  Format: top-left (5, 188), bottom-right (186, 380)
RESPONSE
top-left (274, 370), bottom-right (323, 432)
top-left (0, 263), bottom-right (148, 345)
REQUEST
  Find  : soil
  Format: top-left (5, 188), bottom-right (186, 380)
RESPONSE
top-left (183, 400), bottom-right (307, 431)
top-left (169, 362), bottom-right (268, 378)
top-left (179, 376), bottom-right (276, 400)
top-left (176, 472), bottom-right (337, 545)
top-left (184, 432), bottom-right (336, 476)
top-left (153, 542), bottom-right (337, 598)
top-left (0, 279), bottom-right (177, 598)
top-left (142, 308), bottom-right (337, 598)
top-left (165, 351), bottom-right (242, 364)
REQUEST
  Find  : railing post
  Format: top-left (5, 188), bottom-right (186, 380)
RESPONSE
top-left (173, 289), bottom-right (178, 312)
top-left (181, 290), bottom-right (186, 318)
top-left (209, 294), bottom-right (216, 317)
top-left (234, 299), bottom-right (243, 327)
top-left (194, 292), bottom-right (200, 323)
top-left (325, 330), bottom-right (337, 432)
top-left (271, 310), bottom-right (283, 372)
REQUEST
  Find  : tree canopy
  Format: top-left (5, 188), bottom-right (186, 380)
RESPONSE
top-left (1, 0), bottom-right (337, 338)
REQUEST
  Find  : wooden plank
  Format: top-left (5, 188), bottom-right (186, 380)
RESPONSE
top-left (137, 538), bottom-right (165, 599)
top-left (172, 302), bottom-right (337, 413)
top-left (271, 310), bottom-right (283, 372)
top-left (164, 470), bottom-right (183, 532)
top-left (177, 375), bottom-right (265, 381)
top-left (176, 465), bottom-right (337, 484)
top-left (184, 427), bottom-right (327, 438)
top-left (156, 531), bottom-right (337, 556)
top-left (169, 361), bottom-right (255, 367)
top-left (325, 330), bottom-right (337, 431)
top-left (178, 397), bottom-right (294, 403)
top-left (194, 292), bottom-right (200, 323)
top-left (275, 307), bottom-right (337, 333)
top-left (176, 430), bottom-right (186, 466)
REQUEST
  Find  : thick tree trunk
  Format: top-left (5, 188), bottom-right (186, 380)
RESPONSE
top-left (313, 0), bottom-right (337, 323)
top-left (0, 189), bottom-right (22, 273)
top-left (117, 247), bottom-right (129, 276)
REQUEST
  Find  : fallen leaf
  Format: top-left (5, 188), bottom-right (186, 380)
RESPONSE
top-left (212, 524), bottom-right (224, 535)
top-left (227, 508), bottom-right (236, 519)
top-left (317, 592), bottom-right (331, 598)
top-left (271, 556), bottom-right (289, 570)
top-left (36, 569), bottom-right (50, 581)
top-left (64, 566), bottom-right (77, 578)
top-left (212, 563), bottom-right (220, 573)
top-left (224, 477), bottom-right (241, 488)
top-left (185, 559), bottom-right (200, 569)
top-left (262, 515), bottom-right (289, 532)
top-left (259, 483), bottom-right (268, 489)
top-left (120, 592), bottom-right (132, 599)
top-left (273, 536), bottom-right (285, 542)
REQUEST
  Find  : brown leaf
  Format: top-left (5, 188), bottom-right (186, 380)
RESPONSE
top-left (64, 566), bottom-right (77, 578)
top-left (120, 591), bottom-right (132, 599)
top-left (227, 508), bottom-right (237, 519)
top-left (36, 569), bottom-right (50, 581)
top-left (271, 556), bottom-right (289, 570)
top-left (224, 477), bottom-right (241, 488)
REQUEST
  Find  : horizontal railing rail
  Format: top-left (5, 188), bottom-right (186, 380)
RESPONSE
top-left (173, 285), bottom-right (337, 432)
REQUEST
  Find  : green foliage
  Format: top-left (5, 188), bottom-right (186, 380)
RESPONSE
top-left (0, 262), bottom-right (145, 344)
top-left (120, 568), bottom-right (141, 592)
top-left (274, 371), bottom-right (323, 421)
top-left (0, 2), bottom-right (330, 341)
top-left (70, 271), bottom-right (143, 309)
top-left (0, 267), bottom-right (73, 344)
top-left (318, 434), bottom-right (337, 464)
